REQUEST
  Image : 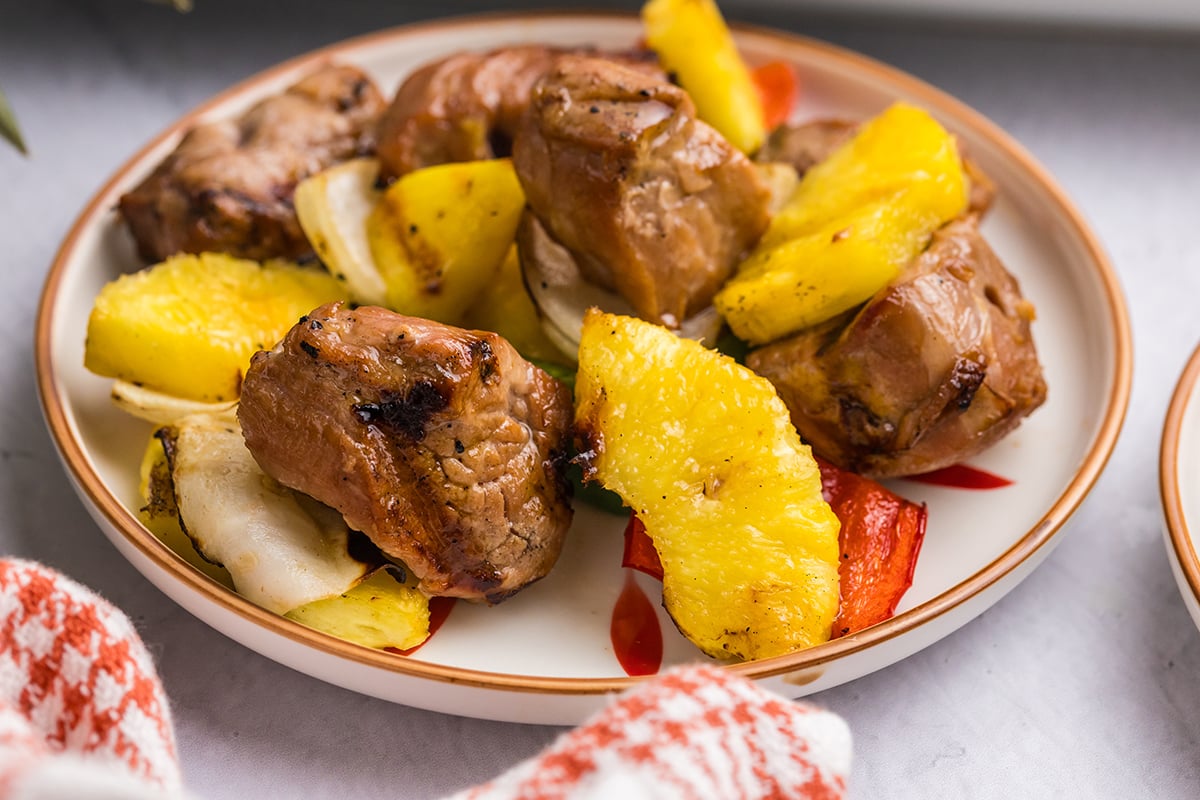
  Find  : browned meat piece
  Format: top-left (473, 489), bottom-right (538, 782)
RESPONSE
top-left (237, 303), bottom-right (574, 603)
top-left (757, 118), bottom-right (857, 176)
top-left (747, 216), bottom-right (1045, 478)
top-left (963, 156), bottom-right (997, 217)
top-left (757, 118), bottom-right (996, 215)
top-left (376, 45), bottom-right (561, 179)
top-left (375, 46), bottom-right (663, 180)
top-left (514, 55), bottom-right (770, 328)
top-left (119, 64), bottom-right (385, 263)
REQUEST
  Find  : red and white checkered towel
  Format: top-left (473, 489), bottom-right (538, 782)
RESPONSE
top-left (0, 559), bottom-right (851, 799)
top-left (0, 559), bottom-right (183, 799)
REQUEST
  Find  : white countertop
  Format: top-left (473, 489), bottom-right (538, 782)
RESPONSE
top-left (3, 1), bottom-right (1199, 797)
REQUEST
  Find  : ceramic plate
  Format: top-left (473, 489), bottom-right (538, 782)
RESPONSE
top-left (36, 13), bottom-right (1131, 725)
top-left (1160, 344), bottom-right (1200, 628)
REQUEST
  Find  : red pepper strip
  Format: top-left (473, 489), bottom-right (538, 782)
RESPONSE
top-left (619, 457), bottom-right (926, 638)
top-left (818, 457), bottom-right (927, 638)
top-left (904, 463), bottom-right (1013, 490)
top-left (622, 513), bottom-right (664, 580)
top-left (752, 60), bottom-right (800, 130)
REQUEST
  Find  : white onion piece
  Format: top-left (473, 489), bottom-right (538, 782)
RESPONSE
top-left (110, 380), bottom-right (236, 425)
top-left (677, 305), bottom-right (725, 346)
top-left (519, 213), bottom-right (636, 363)
top-left (519, 214), bottom-right (725, 356)
top-left (293, 157), bottom-right (389, 307)
top-left (170, 409), bottom-right (370, 614)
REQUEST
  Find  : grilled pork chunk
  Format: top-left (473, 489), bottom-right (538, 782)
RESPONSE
top-left (748, 216), bottom-right (1045, 478)
top-left (237, 303), bottom-right (574, 603)
top-left (375, 46), bottom-right (662, 180)
top-left (757, 118), bottom-right (858, 178)
top-left (375, 45), bottom-right (562, 180)
top-left (758, 118), bottom-right (996, 216)
top-left (513, 55), bottom-right (770, 328)
top-left (119, 64), bottom-right (385, 263)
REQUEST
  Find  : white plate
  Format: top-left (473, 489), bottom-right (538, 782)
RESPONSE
top-left (1160, 345), bottom-right (1200, 628)
top-left (35, 13), bottom-right (1131, 725)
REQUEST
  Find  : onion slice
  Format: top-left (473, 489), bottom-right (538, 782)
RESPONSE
top-left (517, 212), bottom-right (724, 359)
top-left (111, 379), bottom-right (236, 425)
top-left (165, 409), bottom-right (371, 614)
top-left (293, 157), bottom-right (389, 307)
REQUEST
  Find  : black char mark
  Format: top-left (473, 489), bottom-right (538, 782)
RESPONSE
top-left (353, 382), bottom-right (448, 441)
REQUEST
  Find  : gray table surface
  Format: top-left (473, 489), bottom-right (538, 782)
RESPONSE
top-left (3, 0), bottom-right (1199, 797)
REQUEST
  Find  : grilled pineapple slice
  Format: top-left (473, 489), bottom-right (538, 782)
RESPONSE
top-left (642, 0), bottom-right (765, 153)
top-left (285, 568), bottom-right (430, 651)
top-left (715, 103), bottom-right (968, 344)
top-left (575, 310), bottom-right (841, 660)
top-left (367, 158), bottom-right (525, 324)
top-left (84, 253), bottom-right (345, 402)
top-left (460, 246), bottom-right (564, 364)
top-left (761, 103), bottom-right (968, 249)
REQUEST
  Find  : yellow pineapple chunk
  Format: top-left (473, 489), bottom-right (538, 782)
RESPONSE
top-left (715, 103), bottom-right (968, 344)
top-left (285, 568), bottom-right (430, 651)
top-left (84, 253), bottom-right (345, 402)
top-left (642, 0), bottom-right (765, 153)
top-left (763, 103), bottom-right (968, 248)
top-left (460, 246), bottom-right (564, 363)
top-left (575, 310), bottom-right (840, 660)
top-left (367, 158), bottom-right (525, 324)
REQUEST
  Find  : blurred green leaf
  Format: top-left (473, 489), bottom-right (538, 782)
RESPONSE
top-left (149, 0), bottom-right (193, 10)
top-left (0, 87), bottom-right (26, 156)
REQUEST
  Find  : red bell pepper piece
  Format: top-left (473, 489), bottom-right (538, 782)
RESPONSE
top-left (622, 513), bottom-right (664, 580)
top-left (752, 60), bottom-right (800, 130)
top-left (818, 457), bottom-right (927, 637)
top-left (904, 463), bottom-right (1013, 490)
top-left (620, 457), bottom-right (927, 638)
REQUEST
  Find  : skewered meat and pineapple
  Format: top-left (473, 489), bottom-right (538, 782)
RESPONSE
top-left (84, 0), bottom-right (1049, 661)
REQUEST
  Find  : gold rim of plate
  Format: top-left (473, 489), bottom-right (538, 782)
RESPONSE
top-left (1161, 343), bottom-right (1200, 615)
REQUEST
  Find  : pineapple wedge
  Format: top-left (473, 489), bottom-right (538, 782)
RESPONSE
top-left (575, 310), bottom-right (841, 660)
top-left (642, 0), bottom-right (765, 153)
top-left (84, 253), bottom-right (346, 402)
top-left (294, 158), bottom-right (549, 357)
top-left (285, 567), bottom-right (430, 651)
top-left (367, 158), bottom-right (525, 324)
top-left (460, 246), bottom-right (565, 364)
top-left (761, 103), bottom-right (968, 249)
top-left (715, 103), bottom-right (968, 344)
